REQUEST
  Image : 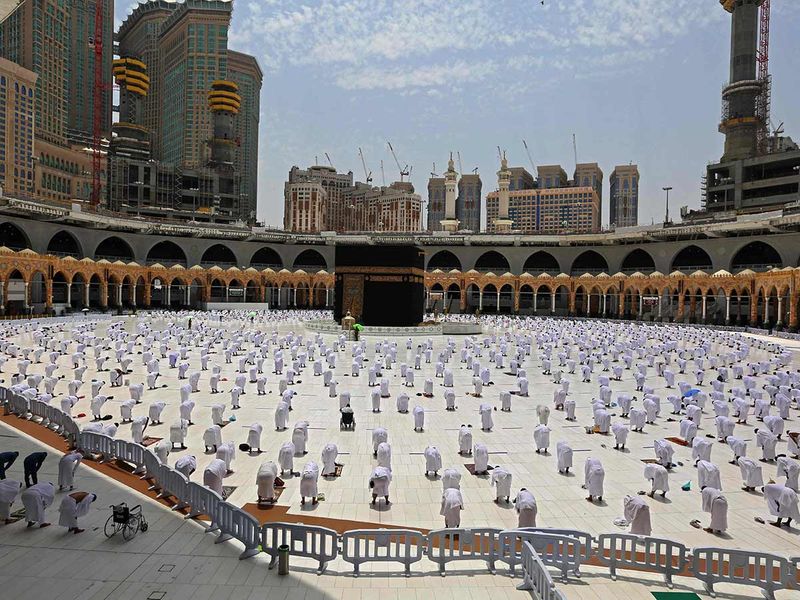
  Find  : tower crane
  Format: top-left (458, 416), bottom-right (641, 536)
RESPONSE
top-left (358, 147), bottom-right (372, 184)
top-left (380, 160), bottom-right (386, 186)
top-left (387, 141), bottom-right (410, 182)
top-left (324, 152), bottom-right (334, 168)
top-left (456, 151), bottom-right (464, 177)
top-left (430, 162), bottom-right (438, 178)
top-left (522, 139), bottom-right (537, 178)
top-left (572, 133), bottom-right (578, 170)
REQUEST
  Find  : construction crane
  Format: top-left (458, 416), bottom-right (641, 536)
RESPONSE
top-left (380, 160), bottom-right (386, 186)
top-left (90, 0), bottom-right (108, 207)
top-left (496, 146), bottom-right (502, 161)
top-left (756, 0), bottom-right (771, 153)
top-left (430, 162), bottom-right (438, 178)
top-left (387, 141), bottom-right (410, 182)
top-left (358, 147), bottom-right (372, 184)
top-left (324, 152), bottom-right (334, 168)
top-left (522, 139), bottom-right (537, 178)
top-left (572, 133), bottom-right (578, 170)
top-left (456, 151), bottom-right (464, 176)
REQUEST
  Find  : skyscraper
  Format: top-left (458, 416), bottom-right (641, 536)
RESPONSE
top-left (228, 50), bottom-right (262, 221)
top-left (609, 165), bottom-right (639, 228)
top-left (0, 56), bottom-right (37, 196)
top-left (456, 173), bottom-right (482, 232)
top-left (426, 177), bottom-right (445, 231)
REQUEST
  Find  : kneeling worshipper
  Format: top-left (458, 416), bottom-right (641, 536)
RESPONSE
top-left (58, 491), bottom-right (97, 534)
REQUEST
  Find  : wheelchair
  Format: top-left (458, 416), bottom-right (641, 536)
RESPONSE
top-left (104, 502), bottom-right (148, 541)
top-left (340, 410), bottom-right (355, 429)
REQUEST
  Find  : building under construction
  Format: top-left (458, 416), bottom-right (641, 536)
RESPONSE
top-left (699, 0), bottom-right (800, 216)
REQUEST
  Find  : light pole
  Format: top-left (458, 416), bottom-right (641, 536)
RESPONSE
top-left (662, 186), bottom-right (672, 224)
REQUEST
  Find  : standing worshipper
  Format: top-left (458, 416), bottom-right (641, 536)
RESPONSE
top-left (58, 491), bottom-right (97, 534)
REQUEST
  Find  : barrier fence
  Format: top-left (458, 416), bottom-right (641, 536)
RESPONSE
top-left (3, 386), bottom-right (800, 595)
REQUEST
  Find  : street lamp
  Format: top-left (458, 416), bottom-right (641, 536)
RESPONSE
top-left (662, 186), bottom-right (673, 224)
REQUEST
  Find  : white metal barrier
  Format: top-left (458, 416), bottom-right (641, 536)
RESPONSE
top-left (29, 399), bottom-right (48, 423)
top-left (184, 481), bottom-right (222, 533)
top-left (215, 501), bottom-right (261, 559)
top-left (498, 530), bottom-right (581, 582)
top-left (518, 541), bottom-right (568, 600)
top-left (8, 393), bottom-right (28, 416)
top-left (261, 521), bottom-right (339, 574)
top-left (156, 465), bottom-right (190, 511)
top-left (114, 440), bottom-right (146, 474)
top-left (78, 431), bottom-right (103, 454)
top-left (341, 529), bottom-right (426, 577)
top-left (95, 433), bottom-right (116, 463)
top-left (597, 533), bottom-right (688, 588)
top-left (426, 527), bottom-right (501, 575)
top-left (692, 547), bottom-right (789, 600)
top-left (518, 527), bottom-right (594, 563)
top-left (141, 449), bottom-right (162, 490)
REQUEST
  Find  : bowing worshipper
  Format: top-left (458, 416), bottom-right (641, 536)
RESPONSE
top-left (0, 479), bottom-right (22, 524)
top-left (726, 435), bottom-right (748, 464)
top-left (257, 461), bottom-right (279, 504)
top-left (424, 446), bottom-right (442, 477)
top-left (517, 376), bottom-right (529, 397)
top-left (533, 424), bottom-right (551, 454)
top-left (275, 401), bottom-right (289, 431)
top-left (643, 397), bottom-right (658, 424)
top-left (698, 487), bottom-right (728, 534)
top-left (667, 395), bottom-right (683, 415)
top-left (692, 437), bottom-right (713, 464)
top-left (129, 382), bottom-right (144, 404)
top-left (764, 483), bottom-right (800, 527)
top-left (23, 452), bottom-right (47, 487)
top-left (617, 394), bottom-right (633, 418)
top-left (644, 463), bottom-right (670, 498)
top-left (458, 425), bottom-right (473, 456)
top-left (0, 451), bottom-right (19, 480)
top-left (777, 457), bottom-right (800, 492)
top-left (564, 397), bottom-right (577, 421)
top-left (58, 491), bottom-right (96, 534)
top-left (154, 439), bottom-right (171, 465)
top-left (372, 427), bottom-right (388, 457)
top-left (697, 459), bottom-right (722, 491)
top-left (479, 403), bottom-right (493, 431)
top-left (788, 432), bottom-right (800, 459)
top-left (473, 443), bottom-right (489, 475)
top-left (680, 418), bottom-right (698, 445)
top-left (594, 407), bottom-right (611, 434)
top-left (442, 468), bottom-right (461, 491)
top-left (491, 466), bottom-right (512, 503)
top-left (623, 494), bottom-right (652, 536)
top-left (169, 419), bottom-right (189, 450)
top-left (90, 394), bottom-right (109, 421)
top-left (653, 439), bottom-right (674, 469)
top-left (60, 395), bottom-right (78, 417)
top-left (500, 390), bottom-right (512, 412)
top-left (377, 442), bottom-right (392, 470)
top-left (756, 428), bottom-right (778, 462)
top-left (245, 423), bottom-right (263, 454)
top-left (175, 455), bottom-right (197, 479)
top-left (612, 422), bottom-right (629, 450)
top-left (339, 391), bottom-right (352, 410)
top-left (300, 461), bottom-right (320, 506)
top-left (21, 481), bottom-right (55, 528)
top-left (369, 466), bottom-right (392, 505)
top-left (736, 456), bottom-right (764, 492)
top-left (278, 441), bottom-right (297, 476)
top-left (396, 392), bottom-right (409, 414)
top-left (57, 451), bottom-right (82, 491)
top-left (556, 441), bottom-right (573, 474)
top-left (120, 399), bottom-right (136, 423)
top-left (537, 404), bottom-right (550, 426)
top-left (216, 442), bottom-right (235, 473)
top-left (715, 416), bottom-right (735, 442)
top-left (321, 443), bottom-right (339, 477)
top-left (146, 371), bottom-right (161, 390)
top-left (209, 372), bottom-right (220, 394)
top-left (584, 457), bottom-right (605, 503)
top-left (444, 389), bottom-right (457, 411)
top-left (733, 396), bottom-right (749, 424)
top-left (371, 389), bottom-right (382, 413)
top-left (292, 423), bottom-right (308, 455)
top-left (203, 424), bottom-right (222, 453)
top-left (413, 405), bottom-right (425, 431)
top-left (179, 399), bottom-right (195, 426)
top-left (203, 458), bottom-right (227, 497)
top-left (148, 401), bottom-right (166, 425)
top-left (514, 488), bottom-right (537, 527)
top-left (764, 414), bottom-right (784, 439)
top-left (440, 487), bottom-right (464, 528)
top-left (629, 407), bottom-right (647, 433)
top-left (472, 376), bottom-right (483, 398)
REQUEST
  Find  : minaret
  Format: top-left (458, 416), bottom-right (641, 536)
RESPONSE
top-left (208, 80), bottom-right (241, 170)
top-left (439, 153), bottom-right (460, 232)
top-left (494, 152), bottom-right (513, 232)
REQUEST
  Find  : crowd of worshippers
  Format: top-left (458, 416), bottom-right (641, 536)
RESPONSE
top-left (1, 309), bottom-right (800, 535)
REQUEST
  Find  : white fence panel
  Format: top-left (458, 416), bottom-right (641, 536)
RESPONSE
top-left (114, 440), bottom-right (147, 473)
top-left (141, 449), bottom-right (162, 490)
top-left (156, 465), bottom-right (189, 511)
top-left (597, 533), bottom-right (688, 588)
top-left (518, 541), bottom-right (568, 600)
top-left (341, 529), bottom-right (426, 577)
top-left (426, 528), bottom-right (501, 575)
top-left (214, 501), bottom-right (261, 559)
top-left (691, 547), bottom-right (789, 600)
top-left (78, 431), bottom-right (103, 454)
top-left (498, 530), bottom-right (581, 581)
top-left (261, 521), bottom-right (339, 574)
top-left (184, 481), bottom-right (222, 533)
top-left (517, 527), bottom-right (594, 563)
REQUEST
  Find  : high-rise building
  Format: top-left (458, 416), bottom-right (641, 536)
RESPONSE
top-left (456, 173), bottom-right (481, 232)
top-left (0, 56), bottom-right (36, 197)
top-left (508, 167), bottom-right (536, 191)
top-left (609, 165), bottom-right (639, 228)
top-left (426, 177), bottom-right (445, 231)
top-left (228, 50), bottom-right (262, 221)
top-left (537, 165), bottom-right (568, 190)
top-left (486, 186), bottom-right (600, 234)
top-left (573, 162), bottom-right (603, 216)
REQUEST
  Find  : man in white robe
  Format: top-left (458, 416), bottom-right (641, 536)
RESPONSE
top-left (479, 403), bottom-right (493, 431)
top-left (653, 439), bottom-right (674, 469)
top-left (697, 460), bottom-right (722, 490)
top-left (777, 457), bottom-right (799, 492)
top-left (473, 443), bottom-right (489, 475)
top-left (584, 458), bottom-right (605, 502)
top-left (58, 451), bottom-right (82, 491)
top-left (533, 424), bottom-right (550, 454)
top-left (612, 422), bottom-right (629, 450)
top-left (514, 488), bottom-right (537, 527)
top-left (58, 491), bottom-right (96, 534)
top-left (321, 443), bottom-right (338, 477)
top-left (644, 464), bottom-right (669, 498)
top-left (700, 487), bottom-right (728, 534)
top-left (692, 437), bottom-right (712, 464)
top-left (413, 405), bottom-right (425, 431)
top-left (175, 455), bottom-right (197, 479)
top-left (148, 401), bottom-right (166, 425)
top-left (292, 422), bottom-right (308, 455)
top-left (257, 461), bottom-right (279, 504)
top-left (396, 392), bottom-right (409, 413)
top-left (369, 466), bottom-right (392, 505)
top-left (623, 494), bottom-right (652, 536)
top-left (278, 441), bottom-right (296, 476)
top-left (424, 446), bottom-right (442, 476)
top-left (458, 425), bottom-right (473, 456)
top-left (372, 427), bottom-right (388, 457)
top-left (21, 481), bottom-right (55, 528)
top-left (0, 479), bottom-right (21, 524)
top-left (764, 483), bottom-right (800, 527)
top-left (300, 461), bottom-right (320, 505)
top-left (756, 428), bottom-right (778, 461)
top-left (203, 458), bottom-right (227, 497)
top-left (377, 442), bottom-right (392, 470)
top-left (169, 419), bottom-right (189, 450)
top-left (630, 407), bottom-right (646, 432)
top-left (440, 487), bottom-right (463, 528)
top-left (246, 423), bottom-right (263, 453)
top-left (556, 441), bottom-right (573, 474)
top-left (737, 456), bottom-right (764, 491)
top-left (274, 401), bottom-right (289, 431)
top-left (680, 419), bottom-right (698, 445)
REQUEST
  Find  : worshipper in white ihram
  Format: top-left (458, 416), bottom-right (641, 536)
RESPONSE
top-left (300, 462), bottom-right (320, 506)
top-left (0, 479), bottom-right (22, 524)
top-left (424, 445), bottom-right (442, 477)
top-left (490, 466), bottom-right (512, 503)
top-left (584, 458), bottom-right (605, 503)
top-left (556, 441), bottom-right (573, 474)
top-left (514, 488), bottom-right (537, 527)
top-left (698, 487), bottom-right (728, 534)
top-left (623, 494), bottom-right (652, 536)
top-left (57, 451), bottom-right (82, 491)
top-left (442, 468), bottom-right (461, 491)
top-left (738, 456), bottom-right (764, 491)
top-left (58, 491), bottom-right (96, 534)
top-left (369, 466), bottom-right (392, 505)
top-left (203, 458), bottom-right (227, 497)
top-left (21, 481), bottom-right (55, 528)
top-left (256, 461), bottom-right (279, 504)
top-left (321, 443), bottom-right (338, 477)
top-left (644, 463), bottom-right (669, 498)
top-left (440, 487), bottom-right (464, 528)
top-left (764, 483), bottom-right (800, 528)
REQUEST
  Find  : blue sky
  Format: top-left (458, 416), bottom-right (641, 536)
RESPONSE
top-left (115, 0), bottom-right (800, 228)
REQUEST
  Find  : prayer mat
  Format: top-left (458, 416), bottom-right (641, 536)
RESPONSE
top-left (141, 437), bottom-right (162, 447)
top-left (253, 487), bottom-right (285, 506)
top-left (651, 593), bottom-right (701, 600)
top-left (666, 436), bottom-right (691, 447)
top-left (464, 463), bottom-right (494, 476)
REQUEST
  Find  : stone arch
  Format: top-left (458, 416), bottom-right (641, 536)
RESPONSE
top-left (0, 221), bottom-right (31, 250)
top-left (730, 240), bottom-right (783, 272)
top-left (519, 284), bottom-right (535, 312)
top-left (46, 230), bottom-right (83, 258)
top-left (427, 250), bottom-right (462, 271)
top-left (250, 247), bottom-right (283, 269)
top-left (147, 240), bottom-right (188, 266)
top-left (535, 284), bottom-right (552, 312)
top-left (210, 278), bottom-right (226, 301)
top-left (621, 248), bottom-right (655, 273)
top-left (571, 250), bottom-right (608, 275)
top-left (201, 244), bottom-right (237, 267)
top-left (446, 283), bottom-right (461, 312)
top-left (474, 250), bottom-right (510, 273)
top-left (293, 249), bottom-right (326, 271)
top-left (523, 251), bottom-right (559, 274)
top-left (95, 236), bottom-right (134, 262)
top-left (670, 245), bottom-right (712, 272)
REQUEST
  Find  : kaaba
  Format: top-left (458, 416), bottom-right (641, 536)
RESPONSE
top-left (334, 245), bottom-right (425, 326)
